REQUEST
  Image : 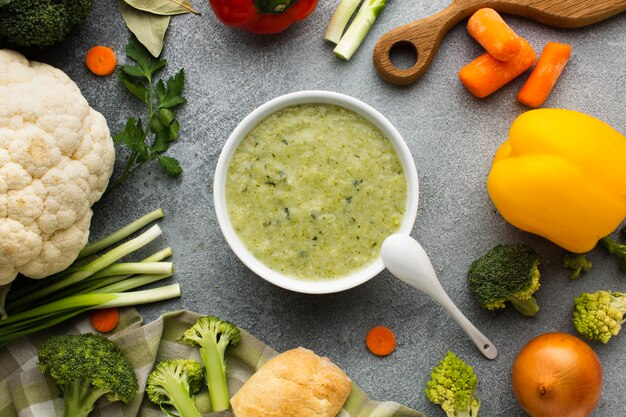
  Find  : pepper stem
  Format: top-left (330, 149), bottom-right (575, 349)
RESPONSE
top-left (254, 0), bottom-right (297, 14)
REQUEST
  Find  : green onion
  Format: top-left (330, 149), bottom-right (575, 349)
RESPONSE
top-left (334, 0), bottom-right (387, 61)
top-left (0, 209), bottom-right (180, 346)
top-left (324, 0), bottom-right (362, 44)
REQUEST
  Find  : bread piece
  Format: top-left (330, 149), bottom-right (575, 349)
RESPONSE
top-left (231, 347), bottom-right (352, 417)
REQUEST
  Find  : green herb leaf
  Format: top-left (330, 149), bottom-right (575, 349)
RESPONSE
top-left (159, 108), bottom-right (175, 126)
top-left (118, 0), bottom-right (171, 57)
top-left (157, 155), bottom-right (183, 176)
top-left (123, 0), bottom-right (201, 15)
top-left (118, 71), bottom-right (149, 103)
top-left (152, 129), bottom-right (170, 152)
top-left (114, 118), bottom-right (147, 153)
top-left (156, 69), bottom-right (187, 109)
top-left (168, 121), bottom-right (180, 141)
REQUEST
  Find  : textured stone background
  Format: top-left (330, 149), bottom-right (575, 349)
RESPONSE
top-left (4, 1), bottom-right (626, 415)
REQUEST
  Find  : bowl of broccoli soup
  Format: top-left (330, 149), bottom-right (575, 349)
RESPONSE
top-left (214, 91), bottom-right (418, 294)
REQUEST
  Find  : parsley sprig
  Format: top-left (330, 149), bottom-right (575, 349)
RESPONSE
top-left (106, 36), bottom-right (185, 195)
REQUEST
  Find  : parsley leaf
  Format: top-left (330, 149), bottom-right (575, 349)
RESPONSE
top-left (105, 36), bottom-right (186, 195)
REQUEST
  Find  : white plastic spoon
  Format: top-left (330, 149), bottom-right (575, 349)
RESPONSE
top-left (381, 234), bottom-right (498, 360)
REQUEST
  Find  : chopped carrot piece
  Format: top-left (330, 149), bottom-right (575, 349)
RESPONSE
top-left (90, 307), bottom-right (120, 333)
top-left (517, 42), bottom-right (572, 108)
top-left (366, 325), bottom-right (396, 356)
top-left (459, 38), bottom-right (537, 98)
top-left (85, 46), bottom-right (117, 77)
top-left (467, 8), bottom-right (522, 62)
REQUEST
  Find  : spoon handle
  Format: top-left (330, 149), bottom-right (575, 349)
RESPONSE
top-left (435, 290), bottom-right (498, 359)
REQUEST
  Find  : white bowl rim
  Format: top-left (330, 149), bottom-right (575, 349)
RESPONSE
top-left (214, 90), bottom-right (419, 294)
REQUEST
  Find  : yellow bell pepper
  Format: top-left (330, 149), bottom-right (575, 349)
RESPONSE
top-left (487, 109), bottom-right (626, 253)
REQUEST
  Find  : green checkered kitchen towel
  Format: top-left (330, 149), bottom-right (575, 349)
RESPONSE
top-left (0, 308), bottom-right (426, 417)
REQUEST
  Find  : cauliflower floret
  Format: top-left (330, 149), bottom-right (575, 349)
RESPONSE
top-left (0, 49), bottom-right (114, 284)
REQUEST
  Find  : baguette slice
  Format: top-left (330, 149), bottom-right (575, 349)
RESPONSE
top-left (231, 347), bottom-right (352, 417)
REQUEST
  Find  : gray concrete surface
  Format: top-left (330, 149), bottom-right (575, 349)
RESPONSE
top-left (4, 1), bottom-right (626, 415)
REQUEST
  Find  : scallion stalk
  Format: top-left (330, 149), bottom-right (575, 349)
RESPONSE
top-left (324, 0), bottom-right (362, 44)
top-left (333, 0), bottom-right (387, 60)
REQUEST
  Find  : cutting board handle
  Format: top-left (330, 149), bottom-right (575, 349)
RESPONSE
top-left (373, 0), bottom-right (626, 85)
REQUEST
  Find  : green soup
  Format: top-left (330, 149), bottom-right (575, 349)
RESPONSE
top-left (226, 104), bottom-right (407, 280)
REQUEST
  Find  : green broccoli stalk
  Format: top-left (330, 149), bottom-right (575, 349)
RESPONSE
top-left (0, 0), bottom-right (94, 47)
top-left (146, 360), bottom-right (205, 417)
top-left (467, 244), bottom-right (541, 317)
top-left (181, 316), bottom-right (241, 411)
top-left (425, 351), bottom-right (480, 417)
top-left (599, 235), bottom-right (626, 273)
top-left (573, 290), bottom-right (626, 344)
top-left (563, 253), bottom-right (592, 279)
top-left (37, 333), bottom-right (138, 417)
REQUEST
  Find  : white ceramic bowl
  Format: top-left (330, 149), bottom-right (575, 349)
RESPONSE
top-left (214, 91), bottom-right (419, 294)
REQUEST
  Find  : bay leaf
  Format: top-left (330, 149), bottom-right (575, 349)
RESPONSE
top-left (123, 0), bottom-right (200, 16)
top-left (117, 0), bottom-right (171, 57)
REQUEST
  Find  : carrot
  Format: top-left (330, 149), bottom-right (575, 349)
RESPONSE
top-left (459, 37), bottom-right (536, 98)
top-left (90, 307), bottom-right (120, 333)
top-left (467, 8), bottom-right (522, 62)
top-left (366, 325), bottom-right (396, 356)
top-left (85, 46), bottom-right (117, 77)
top-left (517, 42), bottom-right (572, 108)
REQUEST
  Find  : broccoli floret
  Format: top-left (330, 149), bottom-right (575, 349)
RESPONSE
top-left (425, 351), bottom-right (480, 417)
top-left (599, 236), bottom-right (626, 273)
top-left (573, 290), bottom-right (626, 344)
top-left (147, 359), bottom-right (205, 417)
top-left (563, 252), bottom-right (592, 279)
top-left (181, 316), bottom-right (241, 411)
top-left (467, 244), bottom-right (541, 317)
top-left (37, 333), bottom-right (138, 417)
top-left (0, 0), bottom-right (94, 46)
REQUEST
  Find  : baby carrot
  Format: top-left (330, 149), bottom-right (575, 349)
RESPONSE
top-left (467, 8), bottom-right (521, 62)
top-left (85, 46), bottom-right (117, 77)
top-left (90, 307), bottom-right (120, 333)
top-left (366, 325), bottom-right (396, 356)
top-left (517, 42), bottom-right (572, 108)
top-left (459, 38), bottom-right (536, 98)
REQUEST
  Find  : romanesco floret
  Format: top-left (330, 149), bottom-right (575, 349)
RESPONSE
top-left (573, 290), bottom-right (626, 344)
top-left (425, 351), bottom-right (480, 417)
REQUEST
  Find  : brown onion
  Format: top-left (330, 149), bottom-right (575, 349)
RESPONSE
top-left (512, 332), bottom-right (602, 417)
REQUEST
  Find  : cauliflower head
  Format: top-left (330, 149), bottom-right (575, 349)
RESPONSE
top-left (0, 49), bottom-right (114, 284)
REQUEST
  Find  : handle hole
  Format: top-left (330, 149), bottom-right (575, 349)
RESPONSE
top-left (389, 41), bottom-right (418, 70)
top-left (483, 344), bottom-right (490, 350)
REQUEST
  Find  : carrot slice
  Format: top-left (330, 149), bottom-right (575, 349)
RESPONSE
top-left (467, 8), bottom-right (522, 62)
top-left (90, 307), bottom-right (120, 333)
top-left (517, 42), bottom-right (572, 108)
top-left (366, 326), bottom-right (396, 356)
top-left (459, 37), bottom-right (536, 98)
top-left (85, 46), bottom-right (117, 77)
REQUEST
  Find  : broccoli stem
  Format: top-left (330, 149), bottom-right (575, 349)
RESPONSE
top-left (159, 373), bottom-right (203, 417)
top-left (333, 0), bottom-right (386, 60)
top-left (600, 237), bottom-right (626, 272)
top-left (78, 208), bottom-right (165, 258)
top-left (62, 380), bottom-right (110, 417)
top-left (199, 339), bottom-right (230, 411)
top-left (509, 296), bottom-right (539, 317)
top-left (324, 0), bottom-right (361, 44)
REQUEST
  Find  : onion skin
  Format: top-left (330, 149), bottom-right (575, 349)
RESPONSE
top-left (512, 332), bottom-right (602, 417)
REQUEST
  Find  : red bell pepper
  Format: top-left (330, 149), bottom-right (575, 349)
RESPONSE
top-left (209, 0), bottom-right (318, 34)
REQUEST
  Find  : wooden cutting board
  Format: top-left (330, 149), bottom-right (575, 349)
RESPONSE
top-left (373, 0), bottom-right (626, 85)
